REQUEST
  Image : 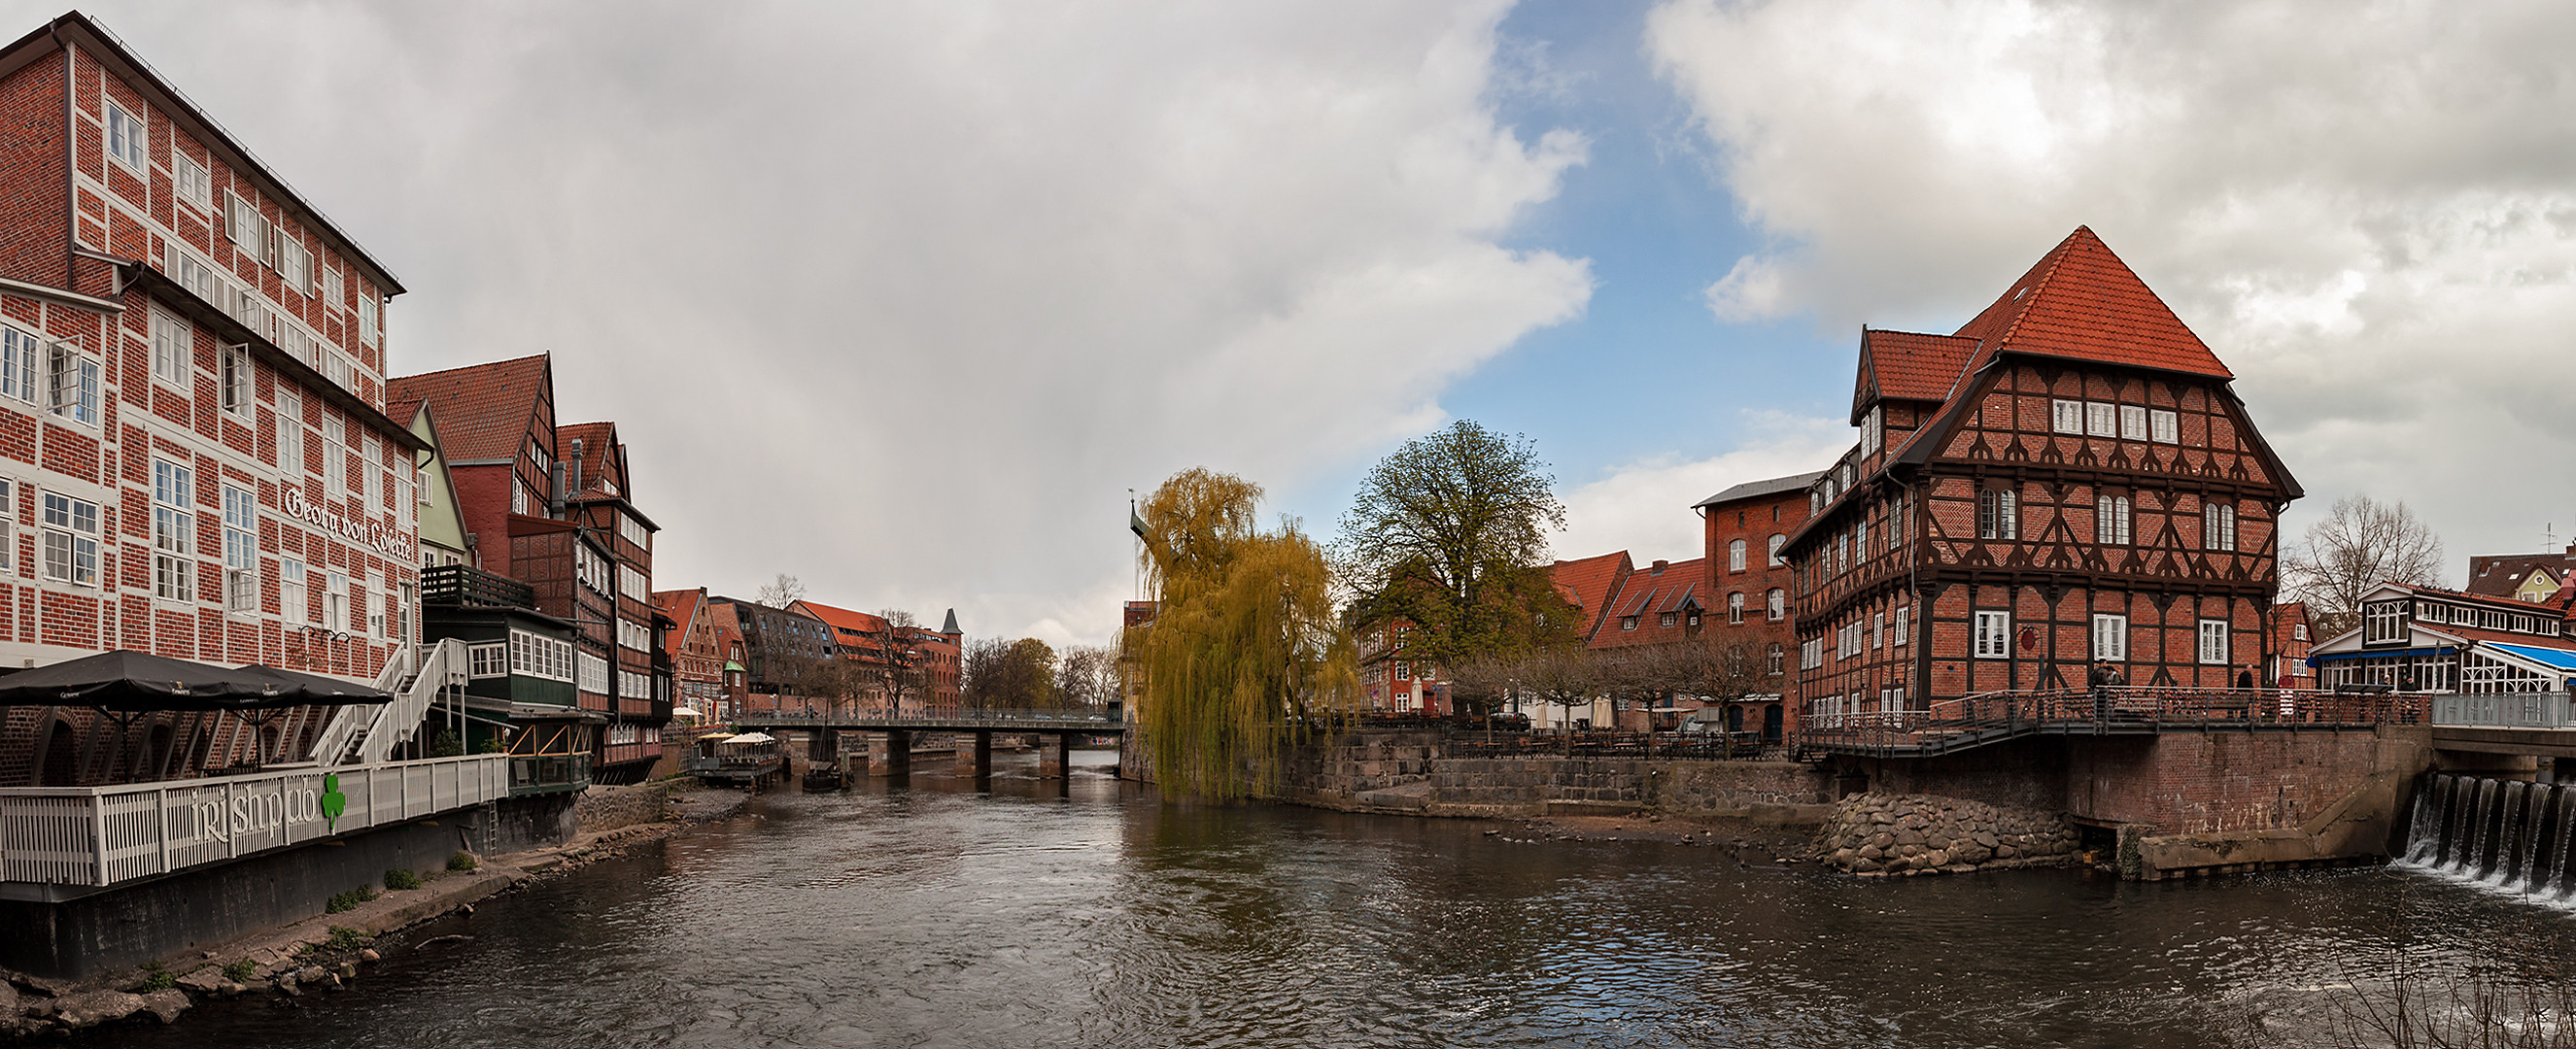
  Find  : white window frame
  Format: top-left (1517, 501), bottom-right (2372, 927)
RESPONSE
top-left (153, 459), bottom-right (195, 602)
top-left (1768, 588), bottom-right (1785, 623)
top-left (40, 491), bottom-right (98, 586)
top-left (276, 386), bottom-right (304, 474)
top-left (578, 649), bottom-right (609, 694)
top-left (281, 557), bottom-right (308, 623)
top-left (2202, 502), bottom-right (2238, 552)
top-left (1974, 610), bottom-right (2011, 660)
top-left (1978, 487), bottom-right (2018, 540)
top-left (1727, 592), bottom-right (1744, 625)
top-left (219, 344), bottom-right (251, 416)
top-left (223, 484), bottom-right (256, 613)
top-left (2150, 409), bottom-right (2180, 444)
top-left (225, 191), bottom-right (268, 260)
top-left (105, 100), bottom-right (147, 172)
top-left (357, 294), bottom-right (379, 347)
top-left (0, 478), bottom-right (15, 575)
top-left (2198, 619), bottom-right (2230, 665)
top-left (150, 308), bottom-right (189, 388)
top-left (1872, 611), bottom-right (1884, 649)
top-left (619, 564), bottom-right (649, 601)
top-left (326, 569), bottom-right (349, 632)
top-left (173, 151), bottom-right (210, 210)
top-left (2096, 493), bottom-right (2132, 546)
top-left (467, 642), bottom-right (507, 679)
top-left (1768, 533), bottom-right (1785, 566)
top-left (1893, 606), bottom-right (1908, 646)
top-left (0, 324), bottom-right (36, 405)
top-left (619, 513), bottom-right (649, 550)
top-left (48, 343), bottom-right (98, 425)
top-left (323, 415), bottom-right (346, 495)
top-left (2118, 404), bottom-right (2147, 440)
top-left (2363, 601), bottom-right (2407, 645)
top-left (2092, 614), bottom-right (2128, 661)
top-left (2085, 401), bottom-right (2116, 437)
top-left (2051, 399), bottom-right (2083, 434)
top-left (1860, 405), bottom-right (1881, 456)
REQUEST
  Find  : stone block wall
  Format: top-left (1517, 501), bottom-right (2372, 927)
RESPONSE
top-left (1276, 729), bottom-right (1830, 817)
top-left (572, 784), bottom-right (675, 834)
top-left (1817, 793), bottom-right (2078, 876)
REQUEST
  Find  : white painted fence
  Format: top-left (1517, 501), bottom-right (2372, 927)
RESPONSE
top-left (0, 753), bottom-right (507, 888)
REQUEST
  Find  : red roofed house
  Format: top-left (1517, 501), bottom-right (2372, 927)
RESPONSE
top-left (1784, 226), bottom-right (2305, 724)
top-left (2465, 546), bottom-right (2576, 605)
top-left (655, 587), bottom-right (723, 721)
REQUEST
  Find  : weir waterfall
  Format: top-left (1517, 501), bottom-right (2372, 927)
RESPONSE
top-left (2402, 772), bottom-right (2576, 897)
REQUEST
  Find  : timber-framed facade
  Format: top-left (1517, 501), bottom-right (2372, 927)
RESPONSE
top-left (1784, 227), bottom-right (2304, 723)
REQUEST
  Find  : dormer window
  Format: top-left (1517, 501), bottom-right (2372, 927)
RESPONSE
top-left (1860, 405), bottom-right (1881, 456)
top-left (1621, 616), bottom-right (1638, 631)
top-left (2362, 600), bottom-right (2407, 645)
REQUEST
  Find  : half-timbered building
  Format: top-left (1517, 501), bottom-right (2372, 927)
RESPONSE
top-left (1785, 227), bottom-right (2303, 723)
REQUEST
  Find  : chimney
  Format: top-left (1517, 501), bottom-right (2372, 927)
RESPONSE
top-left (1652, 559), bottom-right (1668, 574)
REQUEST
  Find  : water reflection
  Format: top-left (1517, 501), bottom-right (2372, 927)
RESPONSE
top-left (76, 752), bottom-right (2576, 1048)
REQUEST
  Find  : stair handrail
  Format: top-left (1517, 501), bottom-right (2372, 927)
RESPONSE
top-left (308, 644), bottom-right (414, 768)
top-left (354, 639), bottom-right (469, 765)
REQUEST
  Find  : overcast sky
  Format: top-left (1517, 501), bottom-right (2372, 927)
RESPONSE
top-left (56, 1), bottom-right (2576, 643)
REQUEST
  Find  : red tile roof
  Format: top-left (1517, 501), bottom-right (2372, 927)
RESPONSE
top-left (1953, 225), bottom-right (2231, 381)
top-left (2465, 552), bottom-right (2572, 599)
top-left (652, 589), bottom-right (704, 660)
top-left (1590, 558), bottom-right (1707, 651)
top-left (791, 600), bottom-right (891, 653)
top-left (556, 422), bottom-right (621, 498)
top-left (1548, 551), bottom-right (1631, 642)
top-left (1855, 330), bottom-right (1978, 420)
top-left (387, 355), bottom-right (550, 463)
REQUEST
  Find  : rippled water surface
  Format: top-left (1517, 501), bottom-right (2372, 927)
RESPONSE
top-left (88, 754), bottom-right (2576, 1048)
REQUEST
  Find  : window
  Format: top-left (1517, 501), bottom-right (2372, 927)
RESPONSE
top-left (1856, 518), bottom-right (1869, 557)
top-left (1977, 487), bottom-right (2018, 540)
top-left (1872, 611), bottom-right (1884, 649)
top-left (2085, 401), bottom-right (2115, 437)
top-left (151, 309), bottom-right (189, 386)
top-left (322, 415), bottom-right (346, 494)
top-left (220, 345), bottom-right (250, 415)
top-left (357, 294), bottom-right (379, 347)
top-left (2202, 502), bottom-right (2238, 551)
top-left (281, 557), bottom-right (308, 623)
top-left (153, 460), bottom-right (194, 601)
top-left (276, 386), bottom-right (303, 473)
top-left (361, 433), bottom-right (381, 507)
top-left (619, 564), bottom-right (649, 601)
top-left (619, 669), bottom-right (650, 699)
top-left (1729, 538), bottom-right (1746, 572)
top-left (2295, 624), bottom-right (2309, 641)
top-left (2092, 614), bottom-right (2128, 660)
top-left (2363, 601), bottom-right (2407, 645)
top-left (105, 101), bottom-right (147, 171)
top-left (1767, 643), bottom-right (1784, 675)
top-left (48, 344), bottom-right (97, 424)
top-left (1768, 533), bottom-right (1786, 566)
top-left (1767, 588), bottom-right (1785, 622)
top-left (1728, 592), bottom-right (1745, 625)
top-left (468, 643), bottom-right (507, 679)
top-left (0, 325), bottom-right (36, 405)
top-left (2051, 399), bottom-right (2083, 434)
top-left (2150, 409), bottom-right (2179, 443)
top-left (225, 192), bottom-right (269, 259)
top-left (617, 618), bottom-right (651, 652)
top-left (278, 237), bottom-right (312, 296)
top-left (1392, 660), bottom-right (1412, 681)
top-left (1621, 616), bottom-right (1637, 631)
top-left (2119, 404), bottom-right (2147, 440)
top-left (323, 268), bottom-right (343, 311)
top-left (2198, 619), bottom-right (2230, 665)
top-left (1974, 611), bottom-right (2011, 659)
top-left (510, 629), bottom-right (575, 682)
top-left (173, 152), bottom-right (210, 209)
top-left (579, 650), bottom-right (609, 694)
top-left (1860, 405), bottom-right (1882, 456)
top-left (1837, 621), bottom-right (1857, 660)
top-left (619, 513), bottom-right (650, 549)
top-left (2095, 493), bottom-right (2132, 545)
top-left (40, 491), bottom-right (97, 585)
top-left (223, 485), bottom-right (256, 612)
top-left (1893, 606), bottom-right (1908, 646)
top-left (1801, 637), bottom-right (1823, 670)
top-left (325, 570), bottom-right (349, 632)
top-left (0, 479), bottom-right (14, 574)
top-left (511, 478), bottom-right (530, 516)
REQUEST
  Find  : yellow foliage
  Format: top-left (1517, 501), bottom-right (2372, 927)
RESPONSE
top-left (1129, 468), bottom-right (1357, 800)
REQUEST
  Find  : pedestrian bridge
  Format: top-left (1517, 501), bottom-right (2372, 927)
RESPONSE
top-left (734, 709), bottom-right (1121, 779)
top-left (1798, 688), bottom-right (2421, 759)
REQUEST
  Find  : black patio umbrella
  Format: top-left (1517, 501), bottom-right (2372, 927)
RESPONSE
top-left (0, 650), bottom-right (388, 711)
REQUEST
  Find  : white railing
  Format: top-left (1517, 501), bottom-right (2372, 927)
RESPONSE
top-left (0, 753), bottom-right (508, 888)
top-left (2431, 692), bottom-right (2576, 730)
top-left (313, 638), bottom-right (471, 767)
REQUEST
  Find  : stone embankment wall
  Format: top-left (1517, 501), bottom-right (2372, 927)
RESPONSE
top-left (572, 784), bottom-right (679, 834)
top-left (1275, 729), bottom-right (1832, 819)
top-left (1815, 793), bottom-right (2078, 876)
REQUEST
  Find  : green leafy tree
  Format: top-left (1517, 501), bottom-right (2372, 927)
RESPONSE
top-left (1337, 420), bottom-right (1580, 709)
top-left (1132, 468), bottom-right (1357, 799)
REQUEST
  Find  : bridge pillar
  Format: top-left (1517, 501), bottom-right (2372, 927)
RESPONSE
top-left (870, 729), bottom-right (910, 776)
top-left (1038, 732), bottom-right (1067, 779)
top-left (954, 729), bottom-right (992, 777)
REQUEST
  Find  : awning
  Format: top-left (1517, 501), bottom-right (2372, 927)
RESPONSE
top-left (0, 650), bottom-right (389, 711)
top-left (696, 732), bottom-right (738, 744)
top-left (2482, 641), bottom-right (2576, 672)
top-left (726, 731), bottom-right (775, 745)
top-left (2307, 646), bottom-right (2456, 667)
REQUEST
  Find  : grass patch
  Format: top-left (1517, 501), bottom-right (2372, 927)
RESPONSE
top-left (222, 959), bottom-right (257, 983)
top-left (384, 867), bottom-right (423, 891)
top-left (447, 851), bottom-right (478, 872)
top-left (325, 886), bottom-right (379, 913)
top-left (326, 926), bottom-right (370, 952)
top-left (138, 962), bottom-right (174, 992)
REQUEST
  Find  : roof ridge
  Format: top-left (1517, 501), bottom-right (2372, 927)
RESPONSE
top-left (388, 353), bottom-right (550, 386)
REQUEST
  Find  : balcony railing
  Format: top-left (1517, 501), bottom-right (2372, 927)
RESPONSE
top-left (1797, 687), bottom-right (2426, 758)
top-left (0, 754), bottom-right (509, 889)
top-left (421, 563), bottom-right (536, 610)
top-left (2430, 692), bottom-right (2576, 730)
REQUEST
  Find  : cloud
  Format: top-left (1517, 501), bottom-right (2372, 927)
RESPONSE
top-left (1555, 412), bottom-right (1842, 564)
top-left (1646, 0), bottom-right (2576, 569)
top-left (82, 0), bottom-right (1592, 644)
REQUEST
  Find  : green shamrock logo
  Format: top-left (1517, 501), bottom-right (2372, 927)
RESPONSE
top-left (321, 775), bottom-right (347, 830)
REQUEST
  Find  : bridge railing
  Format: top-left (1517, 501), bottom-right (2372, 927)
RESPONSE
top-left (2430, 692), bottom-right (2576, 729)
top-left (1798, 687), bottom-right (2427, 757)
top-left (0, 753), bottom-right (509, 889)
top-left (736, 708), bottom-right (1119, 728)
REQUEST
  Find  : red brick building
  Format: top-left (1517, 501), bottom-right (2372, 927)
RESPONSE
top-left (389, 362), bottom-right (670, 781)
top-left (654, 587), bottom-right (723, 721)
top-left (0, 15), bottom-right (429, 784)
top-left (1695, 471), bottom-right (1820, 733)
top-left (1785, 227), bottom-right (2303, 723)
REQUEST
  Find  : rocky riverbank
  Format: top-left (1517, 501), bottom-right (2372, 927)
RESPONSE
top-left (1, 780), bottom-right (760, 1041)
top-left (1815, 792), bottom-right (2080, 876)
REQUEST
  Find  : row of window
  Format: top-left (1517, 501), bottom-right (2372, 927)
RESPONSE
top-left (2049, 399), bottom-right (2181, 444)
top-left (466, 629), bottom-right (576, 682)
top-left (1972, 611), bottom-right (2233, 664)
top-left (1975, 488), bottom-right (2240, 552)
top-left (1725, 534), bottom-right (1788, 572)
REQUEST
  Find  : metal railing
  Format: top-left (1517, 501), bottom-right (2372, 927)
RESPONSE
top-left (421, 563), bottom-right (536, 609)
top-left (738, 708), bottom-right (1120, 730)
top-left (0, 753), bottom-right (509, 889)
top-left (2430, 692), bottom-right (2576, 730)
top-left (1797, 687), bottom-right (2426, 758)
top-left (313, 638), bottom-right (471, 767)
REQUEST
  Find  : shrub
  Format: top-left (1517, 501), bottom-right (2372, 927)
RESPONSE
top-left (138, 962), bottom-right (174, 992)
top-left (326, 926), bottom-right (369, 952)
top-left (223, 959), bottom-right (257, 983)
top-left (384, 867), bottom-right (423, 891)
top-left (325, 886), bottom-right (379, 913)
top-left (447, 851), bottom-right (478, 872)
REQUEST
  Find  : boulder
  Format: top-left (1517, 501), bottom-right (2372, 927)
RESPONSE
top-left (177, 968), bottom-right (229, 993)
top-left (140, 989), bottom-right (189, 1024)
top-left (48, 990), bottom-right (146, 1030)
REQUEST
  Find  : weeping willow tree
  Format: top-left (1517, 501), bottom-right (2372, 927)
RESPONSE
top-left (1130, 468), bottom-right (1357, 800)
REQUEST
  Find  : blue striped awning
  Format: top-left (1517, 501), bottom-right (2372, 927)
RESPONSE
top-left (2483, 642), bottom-right (2576, 672)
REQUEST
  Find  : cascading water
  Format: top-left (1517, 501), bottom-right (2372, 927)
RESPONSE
top-left (2402, 772), bottom-right (2576, 897)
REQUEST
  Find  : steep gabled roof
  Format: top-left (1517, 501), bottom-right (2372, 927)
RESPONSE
top-left (1547, 551), bottom-right (1631, 642)
top-left (1952, 225), bottom-right (2232, 381)
top-left (556, 422), bottom-right (624, 499)
top-left (941, 609), bottom-right (960, 634)
top-left (1852, 330), bottom-right (1979, 423)
top-left (1589, 558), bottom-right (1707, 651)
top-left (388, 355), bottom-right (550, 463)
top-left (2466, 552), bottom-right (2574, 599)
top-left (652, 589), bottom-right (704, 660)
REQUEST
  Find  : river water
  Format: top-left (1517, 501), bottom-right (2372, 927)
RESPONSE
top-left (84, 753), bottom-right (2576, 1048)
